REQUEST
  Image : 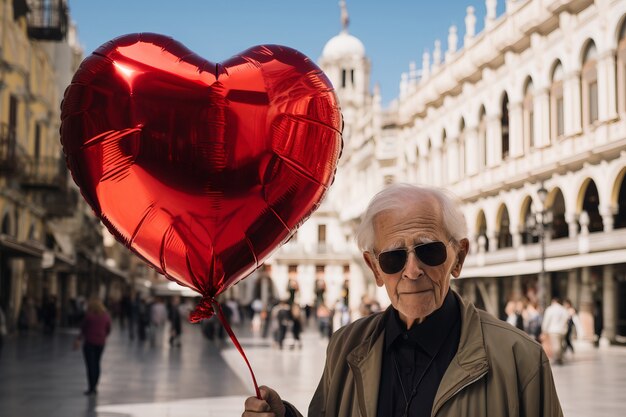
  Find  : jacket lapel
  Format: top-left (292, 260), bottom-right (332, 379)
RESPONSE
top-left (431, 292), bottom-right (489, 416)
top-left (347, 320), bottom-right (386, 417)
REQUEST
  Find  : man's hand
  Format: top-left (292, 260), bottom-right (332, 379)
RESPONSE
top-left (242, 386), bottom-right (286, 417)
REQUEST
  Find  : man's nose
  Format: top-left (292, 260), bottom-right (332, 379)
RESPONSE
top-left (402, 250), bottom-right (425, 280)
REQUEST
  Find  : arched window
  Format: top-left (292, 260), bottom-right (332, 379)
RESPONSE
top-left (522, 197), bottom-right (540, 244)
top-left (1, 213), bottom-right (10, 235)
top-left (341, 68), bottom-right (348, 88)
top-left (478, 107), bottom-right (487, 168)
top-left (501, 93), bottom-right (510, 159)
top-left (459, 118), bottom-right (466, 178)
top-left (582, 180), bottom-right (603, 232)
top-left (616, 19), bottom-right (626, 114)
top-left (550, 61), bottom-right (565, 139)
top-left (550, 188), bottom-right (568, 239)
top-left (523, 78), bottom-right (535, 150)
top-left (615, 168), bottom-right (626, 229)
top-left (477, 211), bottom-right (489, 251)
top-left (582, 41), bottom-right (599, 126)
top-left (497, 205), bottom-right (513, 249)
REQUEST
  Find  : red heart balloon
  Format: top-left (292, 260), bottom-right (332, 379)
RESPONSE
top-left (61, 33), bottom-right (342, 304)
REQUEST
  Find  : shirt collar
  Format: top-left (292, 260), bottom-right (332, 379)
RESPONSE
top-left (384, 289), bottom-right (459, 356)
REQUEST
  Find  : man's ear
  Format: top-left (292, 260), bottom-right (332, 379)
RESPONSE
top-left (451, 238), bottom-right (470, 278)
top-left (363, 252), bottom-right (384, 287)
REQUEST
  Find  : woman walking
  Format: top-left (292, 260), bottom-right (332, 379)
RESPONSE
top-left (75, 297), bottom-right (111, 395)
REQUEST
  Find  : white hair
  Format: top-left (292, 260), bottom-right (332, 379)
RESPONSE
top-left (355, 183), bottom-right (468, 252)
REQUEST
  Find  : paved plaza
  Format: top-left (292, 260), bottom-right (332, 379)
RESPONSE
top-left (0, 319), bottom-right (624, 417)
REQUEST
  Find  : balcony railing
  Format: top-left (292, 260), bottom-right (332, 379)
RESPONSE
top-left (0, 124), bottom-right (17, 174)
top-left (19, 155), bottom-right (66, 189)
top-left (27, 0), bottom-right (68, 41)
top-left (42, 186), bottom-right (78, 218)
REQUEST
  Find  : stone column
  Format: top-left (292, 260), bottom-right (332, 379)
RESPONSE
top-left (534, 88), bottom-right (551, 148)
top-left (485, 0), bottom-right (497, 29)
top-left (579, 267), bottom-right (595, 342)
top-left (488, 278), bottom-right (499, 317)
top-left (421, 51), bottom-right (430, 82)
top-left (487, 231), bottom-right (497, 252)
top-left (432, 40), bottom-right (442, 72)
top-left (512, 275), bottom-right (523, 300)
top-left (464, 279), bottom-right (477, 305)
top-left (432, 147), bottom-right (442, 186)
top-left (448, 136), bottom-right (459, 182)
top-left (446, 25), bottom-right (458, 63)
top-left (487, 115), bottom-right (502, 166)
top-left (478, 235), bottom-right (487, 253)
top-left (564, 71), bottom-right (582, 136)
top-left (465, 126), bottom-right (479, 175)
top-left (597, 50), bottom-right (618, 122)
top-left (467, 232), bottom-right (477, 254)
top-left (567, 269), bottom-right (579, 308)
top-left (464, 6), bottom-right (476, 47)
top-left (565, 211), bottom-right (578, 239)
top-left (544, 272), bottom-right (552, 307)
top-left (602, 264), bottom-right (616, 343)
top-left (508, 101), bottom-right (524, 157)
top-left (600, 205), bottom-right (616, 232)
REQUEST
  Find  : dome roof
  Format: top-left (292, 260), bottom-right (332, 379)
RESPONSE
top-left (321, 31), bottom-right (365, 60)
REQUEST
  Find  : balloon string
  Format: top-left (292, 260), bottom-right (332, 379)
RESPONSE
top-left (213, 300), bottom-right (262, 400)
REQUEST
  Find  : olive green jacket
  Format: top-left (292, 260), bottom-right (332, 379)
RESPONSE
top-left (286, 291), bottom-right (563, 417)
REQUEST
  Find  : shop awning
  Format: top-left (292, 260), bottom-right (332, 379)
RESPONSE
top-left (95, 259), bottom-right (129, 282)
top-left (0, 234), bottom-right (44, 259)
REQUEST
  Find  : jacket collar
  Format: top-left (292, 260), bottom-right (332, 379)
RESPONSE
top-left (345, 290), bottom-right (489, 417)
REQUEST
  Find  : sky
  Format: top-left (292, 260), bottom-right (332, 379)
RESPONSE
top-left (68, 0), bottom-right (506, 107)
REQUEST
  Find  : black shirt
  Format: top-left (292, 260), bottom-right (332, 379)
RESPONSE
top-left (376, 290), bottom-right (461, 417)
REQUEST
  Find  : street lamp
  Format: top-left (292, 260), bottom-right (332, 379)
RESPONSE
top-left (526, 183), bottom-right (551, 311)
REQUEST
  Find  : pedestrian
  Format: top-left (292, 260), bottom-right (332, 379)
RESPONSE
top-left (563, 299), bottom-right (578, 354)
top-left (523, 298), bottom-right (542, 342)
top-left (225, 297), bottom-right (241, 328)
top-left (17, 296), bottom-right (37, 332)
top-left (291, 304), bottom-right (303, 349)
top-left (505, 299), bottom-right (524, 331)
top-left (287, 278), bottom-right (299, 305)
top-left (136, 295), bottom-right (149, 342)
top-left (316, 303), bottom-right (331, 338)
top-left (149, 297), bottom-right (167, 347)
top-left (541, 297), bottom-right (570, 365)
top-left (119, 291), bottom-right (132, 332)
top-left (271, 299), bottom-right (291, 349)
top-left (168, 296), bottom-right (183, 347)
top-left (74, 297), bottom-right (111, 395)
top-left (314, 277), bottom-right (326, 308)
top-left (42, 295), bottom-right (57, 334)
top-left (593, 299), bottom-right (603, 347)
top-left (243, 183), bottom-right (563, 417)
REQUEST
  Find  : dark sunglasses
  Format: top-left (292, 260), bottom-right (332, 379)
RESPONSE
top-left (375, 241), bottom-right (449, 274)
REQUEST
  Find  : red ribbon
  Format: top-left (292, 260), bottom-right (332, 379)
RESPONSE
top-left (190, 296), bottom-right (262, 399)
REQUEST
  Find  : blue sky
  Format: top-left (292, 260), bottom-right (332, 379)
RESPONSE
top-left (68, 1), bottom-right (506, 107)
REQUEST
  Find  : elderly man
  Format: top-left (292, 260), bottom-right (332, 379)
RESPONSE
top-left (243, 184), bottom-right (563, 417)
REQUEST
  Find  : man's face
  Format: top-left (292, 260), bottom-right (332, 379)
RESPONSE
top-left (364, 194), bottom-right (468, 329)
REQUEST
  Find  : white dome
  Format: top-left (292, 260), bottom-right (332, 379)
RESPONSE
top-left (321, 31), bottom-right (365, 60)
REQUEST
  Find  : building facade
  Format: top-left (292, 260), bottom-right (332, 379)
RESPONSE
top-left (0, 0), bottom-right (134, 331)
top-left (266, 0), bottom-right (626, 344)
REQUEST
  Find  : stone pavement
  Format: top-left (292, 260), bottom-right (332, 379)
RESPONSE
top-left (0, 320), bottom-right (624, 417)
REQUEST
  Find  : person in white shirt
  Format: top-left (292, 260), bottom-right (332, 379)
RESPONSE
top-left (541, 297), bottom-right (570, 365)
top-left (149, 297), bottom-right (167, 347)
